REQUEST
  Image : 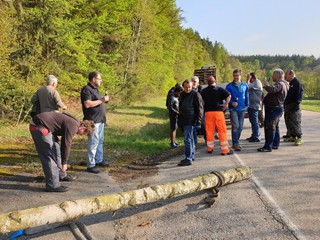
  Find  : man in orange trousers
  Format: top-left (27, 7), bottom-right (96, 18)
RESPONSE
top-left (201, 76), bottom-right (233, 155)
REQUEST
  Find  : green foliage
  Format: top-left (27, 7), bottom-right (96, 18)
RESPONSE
top-left (4, 0), bottom-right (320, 122)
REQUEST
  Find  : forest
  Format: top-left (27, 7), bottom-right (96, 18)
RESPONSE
top-left (1, 0), bottom-right (320, 123)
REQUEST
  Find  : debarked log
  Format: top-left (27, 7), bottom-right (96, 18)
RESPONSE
top-left (0, 166), bottom-right (252, 233)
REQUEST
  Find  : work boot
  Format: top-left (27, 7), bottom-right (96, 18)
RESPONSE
top-left (294, 138), bottom-right (303, 146)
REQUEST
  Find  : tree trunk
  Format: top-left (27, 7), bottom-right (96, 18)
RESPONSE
top-left (0, 166), bottom-right (252, 233)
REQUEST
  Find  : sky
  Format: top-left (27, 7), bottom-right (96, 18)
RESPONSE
top-left (175, 0), bottom-right (320, 57)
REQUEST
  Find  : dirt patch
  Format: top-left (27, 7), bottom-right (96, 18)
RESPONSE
top-left (109, 147), bottom-right (184, 182)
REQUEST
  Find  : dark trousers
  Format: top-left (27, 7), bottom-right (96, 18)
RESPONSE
top-left (284, 103), bottom-right (302, 138)
top-left (29, 125), bottom-right (66, 189)
top-left (263, 106), bottom-right (284, 150)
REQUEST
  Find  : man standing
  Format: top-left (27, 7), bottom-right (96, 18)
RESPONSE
top-left (31, 75), bottom-right (67, 116)
top-left (226, 69), bottom-right (249, 151)
top-left (30, 112), bottom-right (94, 192)
top-left (81, 71), bottom-right (109, 174)
top-left (191, 76), bottom-right (203, 93)
top-left (246, 72), bottom-right (263, 142)
top-left (177, 79), bottom-right (203, 166)
top-left (201, 76), bottom-right (233, 155)
top-left (258, 69), bottom-right (289, 152)
top-left (284, 70), bottom-right (304, 146)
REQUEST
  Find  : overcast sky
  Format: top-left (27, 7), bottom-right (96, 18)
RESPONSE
top-left (175, 0), bottom-right (320, 57)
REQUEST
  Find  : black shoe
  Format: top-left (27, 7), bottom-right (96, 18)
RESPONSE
top-left (272, 146), bottom-right (278, 150)
top-left (45, 186), bottom-right (69, 192)
top-left (60, 174), bottom-right (78, 181)
top-left (221, 150), bottom-right (234, 156)
top-left (246, 137), bottom-right (253, 141)
top-left (96, 161), bottom-right (109, 167)
top-left (257, 148), bottom-right (271, 152)
top-left (232, 144), bottom-right (242, 151)
top-left (249, 139), bottom-right (260, 142)
top-left (177, 159), bottom-right (192, 166)
top-left (87, 166), bottom-right (100, 174)
top-left (283, 135), bottom-right (290, 139)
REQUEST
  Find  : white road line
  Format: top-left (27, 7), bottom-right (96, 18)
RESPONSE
top-left (234, 153), bottom-right (306, 240)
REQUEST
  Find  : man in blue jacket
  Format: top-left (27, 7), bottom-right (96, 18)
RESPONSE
top-left (226, 69), bottom-right (249, 151)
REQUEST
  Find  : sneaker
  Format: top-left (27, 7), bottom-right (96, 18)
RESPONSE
top-left (177, 159), bottom-right (192, 166)
top-left (87, 166), bottom-right (100, 174)
top-left (272, 146), bottom-right (278, 150)
top-left (221, 149), bottom-right (234, 156)
top-left (246, 137), bottom-right (253, 141)
top-left (294, 138), bottom-right (303, 146)
top-left (170, 142), bottom-right (178, 148)
top-left (96, 161), bottom-right (109, 167)
top-left (60, 174), bottom-right (78, 181)
top-left (283, 137), bottom-right (295, 142)
top-left (249, 139), bottom-right (260, 142)
top-left (257, 148), bottom-right (271, 152)
top-left (174, 142), bottom-right (180, 146)
top-left (45, 186), bottom-right (69, 192)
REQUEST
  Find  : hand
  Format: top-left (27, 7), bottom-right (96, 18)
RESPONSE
top-left (195, 124), bottom-right (201, 131)
top-left (263, 79), bottom-right (270, 87)
top-left (232, 101), bottom-right (238, 107)
top-left (62, 164), bottom-right (68, 172)
top-left (101, 95), bottom-right (109, 103)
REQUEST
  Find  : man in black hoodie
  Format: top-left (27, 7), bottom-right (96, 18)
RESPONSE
top-left (177, 79), bottom-right (203, 166)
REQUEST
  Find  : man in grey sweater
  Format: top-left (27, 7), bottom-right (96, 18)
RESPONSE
top-left (246, 72), bottom-right (263, 142)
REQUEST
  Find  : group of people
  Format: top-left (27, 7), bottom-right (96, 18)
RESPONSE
top-left (166, 68), bottom-right (304, 166)
top-left (30, 71), bottom-right (109, 192)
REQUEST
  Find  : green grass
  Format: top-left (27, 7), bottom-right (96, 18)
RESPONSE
top-left (301, 99), bottom-right (320, 112)
top-left (0, 97), bottom-right (183, 173)
top-left (0, 97), bottom-right (318, 175)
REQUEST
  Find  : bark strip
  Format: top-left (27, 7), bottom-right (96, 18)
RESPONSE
top-left (0, 166), bottom-right (252, 233)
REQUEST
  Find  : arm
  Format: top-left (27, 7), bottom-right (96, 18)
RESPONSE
top-left (83, 95), bottom-right (109, 108)
top-left (81, 87), bottom-right (109, 109)
top-left (52, 90), bottom-right (67, 110)
top-left (193, 92), bottom-right (203, 125)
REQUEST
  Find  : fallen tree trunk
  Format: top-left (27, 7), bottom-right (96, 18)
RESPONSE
top-left (0, 166), bottom-right (252, 233)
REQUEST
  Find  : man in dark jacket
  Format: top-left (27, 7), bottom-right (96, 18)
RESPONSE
top-left (30, 112), bottom-right (94, 192)
top-left (258, 69), bottom-right (289, 152)
top-left (177, 79), bottom-right (203, 166)
top-left (284, 70), bottom-right (304, 146)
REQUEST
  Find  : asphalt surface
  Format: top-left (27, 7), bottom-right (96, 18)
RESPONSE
top-left (0, 110), bottom-right (319, 240)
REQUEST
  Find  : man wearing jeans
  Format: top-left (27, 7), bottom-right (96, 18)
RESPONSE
top-left (258, 69), bottom-right (289, 152)
top-left (177, 79), bottom-right (203, 166)
top-left (226, 69), bottom-right (249, 151)
top-left (81, 71), bottom-right (110, 173)
top-left (246, 72), bottom-right (263, 142)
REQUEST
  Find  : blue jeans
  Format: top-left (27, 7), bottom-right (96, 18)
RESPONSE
top-left (248, 107), bottom-right (260, 141)
top-left (87, 122), bottom-right (105, 168)
top-left (263, 106), bottom-right (283, 150)
top-left (230, 110), bottom-right (245, 145)
top-left (183, 125), bottom-right (195, 161)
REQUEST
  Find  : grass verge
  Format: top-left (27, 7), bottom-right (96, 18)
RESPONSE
top-left (0, 97), bottom-right (183, 176)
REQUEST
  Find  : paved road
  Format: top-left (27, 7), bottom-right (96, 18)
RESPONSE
top-left (1, 110), bottom-right (319, 239)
